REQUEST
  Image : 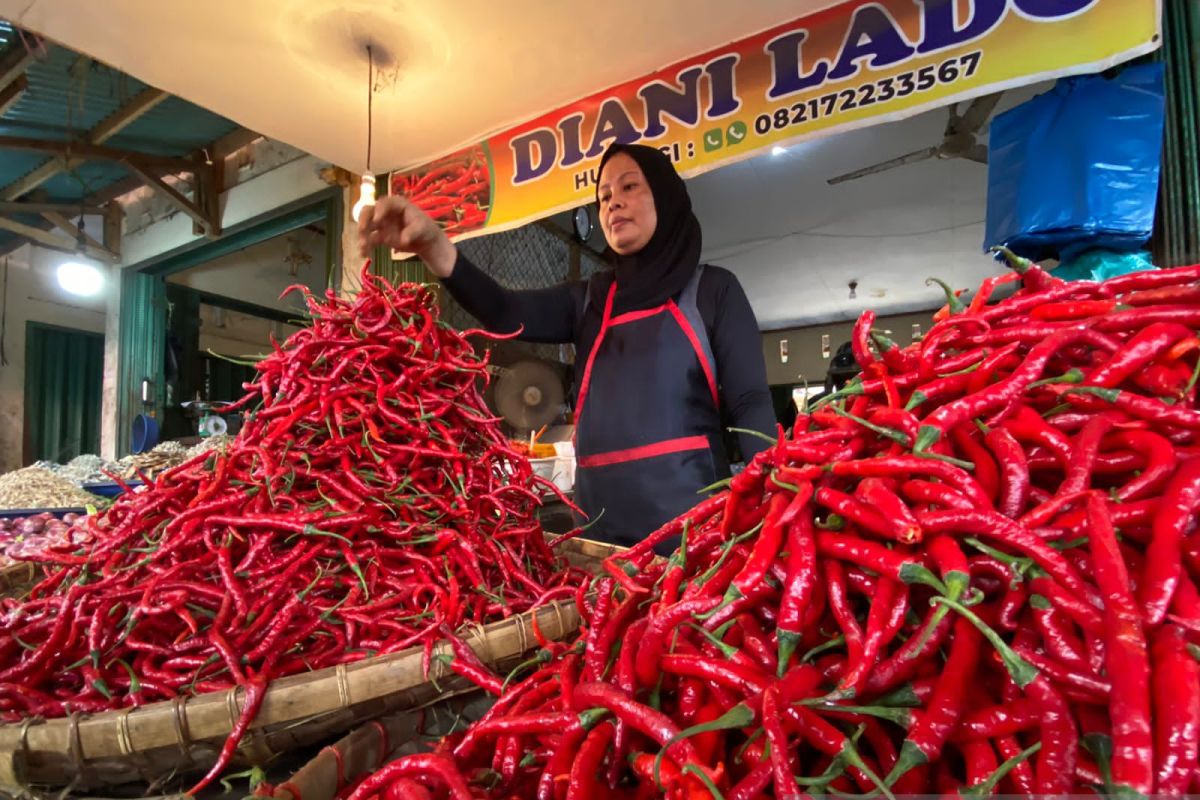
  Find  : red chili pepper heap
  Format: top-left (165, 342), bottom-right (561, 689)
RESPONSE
top-left (0, 264), bottom-right (583, 794)
top-left (354, 260), bottom-right (1200, 799)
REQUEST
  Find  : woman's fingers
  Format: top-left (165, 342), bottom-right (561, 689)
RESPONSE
top-left (357, 196), bottom-right (408, 256)
top-left (355, 194), bottom-right (446, 260)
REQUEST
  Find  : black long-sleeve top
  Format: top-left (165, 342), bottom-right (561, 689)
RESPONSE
top-left (442, 250), bottom-right (777, 463)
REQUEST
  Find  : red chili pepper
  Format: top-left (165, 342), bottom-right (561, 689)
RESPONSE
top-left (949, 425), bottom-right (1001, 503)
top-left (1030, 298), bottom-right (1117, 320)
top-left (1004, 405), bottom-right (1073, 467)
top-left (1151, 624), bottom-right (1200, 794)
top-left (1084, 494), bottom-right (1154, 794)
top-left (660, 653), bottom-right (770, 696)
top-left (1026, 672), bottom-right (1079, 796)
top-left (982, 426), bottom-right (1029, 518)
top-left (760, 686), bottom-right (801, 799)
top-left (1143, 457), bottom-right (1200, 625)
top-left (1107, 264), bottom-right (1200, 292)
top-left (813, 531), bottom-right (927, 589)
top-left (633, 597), bottom-right (718, 689)
top-left (855, 477), bottom-right (923, 543)
top-left (1027, 576), bottom-right (1103, 635)
top-left (994, 735), bottom-right (1035, 795)
top-left (815, 486), bottom-right (910, 544)
top-left (727, 490), bottom-right (802, 603)
top-left (775, 502), bottom-right (820, 675)
top-left (903, 370), bottom-right (978, 413)
top-left (187, 672), bottom-right (269, 795)
top-left (919, 508), bottom-right (1097, 602)
top-left (967, 272), bottom-right (1020, 313)
top-left (952, 698), bottom-right (1040, 740)
top-left (829, 456), bottom-right (990, 508)
top-left (900, 478), bottom-right (974, 511)
top-left (840, 576), bottom-right (907, 696)
top-left (347, 754), bottom-right (473, 800)
top-left (852, 310), bottom-right (880, 373)
top-left (886, 615), bottom-right (981, 783)
top-left (572, 682), bottom-right (700, 769)
top-left (1029, 594), bottom-right (1088, 670)
top-left (960, 738), bottom-right (999, 787)
top-left (1122, 282), bottom-right (1200, 306)
top-left (564, 722), bottom-right (615, 800)
top-left (914, 326), bottom-right (1114, 452)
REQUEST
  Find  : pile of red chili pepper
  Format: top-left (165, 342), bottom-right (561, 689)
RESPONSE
top-left (345, 256), bottom-right (1200, 799)
top-left (0, 266), bottom-right (583, 794)
top-left (392, 146), bottom-right (490, 236)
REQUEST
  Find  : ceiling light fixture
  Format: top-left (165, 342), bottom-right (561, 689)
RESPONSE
top-left (56, 261), bottom-right (104, 297)
top-left (771, 146), bottom-right (787, 156)
top-left (57, 211), bottom-right (104, 297)
top-left (351, 44), bottom-right (377, 223)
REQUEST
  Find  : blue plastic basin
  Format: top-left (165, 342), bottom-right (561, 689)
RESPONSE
top-left (131, 414), bottom-right (159, 454)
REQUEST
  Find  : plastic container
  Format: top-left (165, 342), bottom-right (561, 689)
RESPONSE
top-left (82, 481), bottom-right (143, 498)
top-left (131, 414), bottom-right (160, 454)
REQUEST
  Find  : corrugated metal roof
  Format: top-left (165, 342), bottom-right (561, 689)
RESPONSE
top-left (0, 19), bottom-right (242, 249)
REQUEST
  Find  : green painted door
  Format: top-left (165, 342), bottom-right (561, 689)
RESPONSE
top-left (24, 323), bottom-right (104, 464)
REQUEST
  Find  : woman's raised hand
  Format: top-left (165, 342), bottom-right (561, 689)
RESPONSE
top-left (357, 195), bottom-right (457, 278)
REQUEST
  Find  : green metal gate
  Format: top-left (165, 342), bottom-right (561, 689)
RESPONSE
top-left (1154, 0), bottom-right (1200, 267)
top-left (24, 323), bottom-right (104, 464)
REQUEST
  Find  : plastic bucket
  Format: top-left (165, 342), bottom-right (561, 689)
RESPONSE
top-left (131, 414), bottom-right (160, 454)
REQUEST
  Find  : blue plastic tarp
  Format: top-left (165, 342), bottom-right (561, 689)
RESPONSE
top-left (985, 63), bottom-right (1166, 261)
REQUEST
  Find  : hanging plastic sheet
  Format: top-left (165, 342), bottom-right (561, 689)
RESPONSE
top-left (985, 63), bottom-right (1166, 261)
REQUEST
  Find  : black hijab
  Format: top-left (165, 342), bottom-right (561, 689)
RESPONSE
top-left (593, 144), bottom-right (702, 315)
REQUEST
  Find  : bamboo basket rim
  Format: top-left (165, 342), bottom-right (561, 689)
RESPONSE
top-left (0, 601), bottom-right (582, 791)
top-left (266, 692), bottom-right (489, 800)
top-left (0, 537), bottom-right (624, 792)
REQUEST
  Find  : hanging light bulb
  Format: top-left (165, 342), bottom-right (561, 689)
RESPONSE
top-left (351, 44), bottom-right (377, 223)
top-left (57, 213), bottom-right (104, 297)
top-left (351, 172), bottom-right (376, 222)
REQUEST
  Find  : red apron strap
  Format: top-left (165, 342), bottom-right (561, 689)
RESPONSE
top-left (608, 303), bottom-right (671, 327)
top-left (667, 300), bottom-right (719, 408)
top-left (574, 282), bottom-right (616, 426)
top-left (577, 435), bottom-right (710, 468)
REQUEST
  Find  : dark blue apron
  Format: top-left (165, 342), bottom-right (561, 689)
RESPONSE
top-left (574, 266), bottom-right (726, 548)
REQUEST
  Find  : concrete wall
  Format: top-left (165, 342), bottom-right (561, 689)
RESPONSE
top-left (165, 228), bottom-right (327, 314)
top-left (0, 246), bottom-right (109, 472)
top-left (197, 305), bottom-right (302, 355)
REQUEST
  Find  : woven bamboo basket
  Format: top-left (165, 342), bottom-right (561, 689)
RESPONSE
top-left (0, 537), bottom-right (623, 793)
top-left (266, 692), bottom-right (493, 800)
top-left (0, 561), bottom-right (35, 599)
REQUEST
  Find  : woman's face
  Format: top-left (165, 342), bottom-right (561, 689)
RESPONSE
top-left (597, 153), bottom-right (657, 255)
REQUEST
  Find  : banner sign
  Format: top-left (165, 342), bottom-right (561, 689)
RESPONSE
top-left (389, 0), bottom-right (1160, 245)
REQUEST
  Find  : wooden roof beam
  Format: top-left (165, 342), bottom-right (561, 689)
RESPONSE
top-left (0, 136), bottom-right (195, 171)
top-left (0, 36), bottom-right (35, 90)
top-left (0, 124), bottom-right (253, 254)
top-left (0, 213), bottom-right (118, 263)
top-left (42, 210), bottom-right (106, 253)
top-left (0, 201), bottom-right (106, 215)
top-left (0, 87), bottom-right (167, 201)
top-left (0, 73), bottom-right (27, 117)
top-left (127, 162), bottom-right (221, 237)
